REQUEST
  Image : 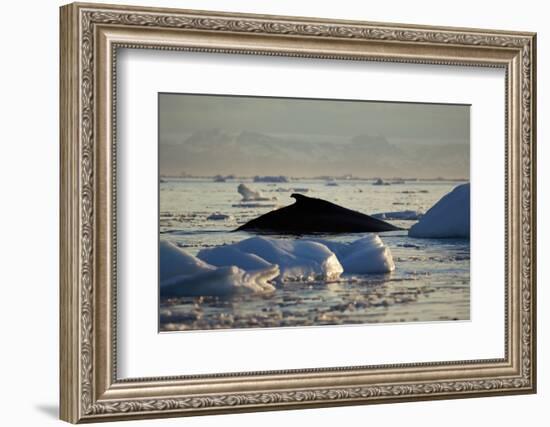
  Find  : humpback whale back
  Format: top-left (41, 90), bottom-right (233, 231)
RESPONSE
top-left (236, 193), bottom-right (401, 234)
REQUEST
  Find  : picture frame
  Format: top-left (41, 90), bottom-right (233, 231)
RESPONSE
top-left (59, 2), bottom-right (537, 423)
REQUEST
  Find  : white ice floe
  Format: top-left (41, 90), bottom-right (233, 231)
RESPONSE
top-left (198, 245), bottom-right (274, 271)
top-left (198, 237), bottom-right (343, 282)
top-left (160, 240), bottom-right (213, 282)
top-left (312, 235), bottom-right (395, 274)
top-left (161, 234), bottom-right (395, 296)
top-left (372, 210), bottom-right (423, 221)
top-left (198, 235), bottom-right (395, 280)
top-left (160, 240), bottom-right (278, 296)
top-left (408, 183), bottom-right (470, 238)
top-left (237, 183), bottom-right (272, 201)
top-left (253, 175), bottom-right (289, 183)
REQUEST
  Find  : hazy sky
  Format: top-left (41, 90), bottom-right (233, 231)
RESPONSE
top-left (159, 93), bottom-right (470, 179)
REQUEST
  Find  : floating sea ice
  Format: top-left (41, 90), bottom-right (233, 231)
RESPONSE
top-left (240, 238), bottom-right (344, 282)
top-left (160, 240), bottom-right (212, 282)
top-left (408, 183), bottom-right (470, 238)
top-left (253, 175), bottom-right (289, 183)
top-left (313, 235), bottom-right (395, 274)
top-left (207, 212), bottom-right (233, 221)
top-left (372, 210), bottom-right (423, 221)
top-left (198, 245), bottom-right (274, 271)
top-left (160, 240), bottom-right (278, 297)
top-left (162, 266), bottom-right (279, 297)
top-left (237, 183), bottom-right (271, 201)
top-left (198, 236), bottom-right (344, 282)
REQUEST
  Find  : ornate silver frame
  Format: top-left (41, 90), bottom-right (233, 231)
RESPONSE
top-left (60, 2), bottom-right (537, 423)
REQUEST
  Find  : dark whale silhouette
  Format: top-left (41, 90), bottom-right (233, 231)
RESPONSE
top-left (235, 193), bottom-right (401, 233)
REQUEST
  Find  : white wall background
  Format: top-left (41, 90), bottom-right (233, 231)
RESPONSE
top-left (0, 0), bottom-right (545, 425)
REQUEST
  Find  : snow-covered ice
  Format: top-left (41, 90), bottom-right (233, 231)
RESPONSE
top-left (198, 245), bottom-right (274, 272)
top-left (312, 235), bottom-right (395, 274)
top-left (253, 175), bottom-right (289, 183)
top-left (408, 183), bottom-right (470, 238)
top-left (160, 240), bottom-right (212, 282)
top-left (160, 240), bottom-right (278, 296)
top-left (198, 235), bottom-right (395, 281)
top-left (237, 183), bottom-right (272, 201)
top-left (198, 236), bottom-right (343, 282)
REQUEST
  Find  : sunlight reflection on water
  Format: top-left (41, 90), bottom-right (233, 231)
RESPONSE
top-left (159, 179), bottom-right (469, 331)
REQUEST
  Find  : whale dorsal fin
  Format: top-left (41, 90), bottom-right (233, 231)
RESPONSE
top-left (291, 193), bottom-right (309, 202)
top-left (290, 193), bottom-right (329, 211)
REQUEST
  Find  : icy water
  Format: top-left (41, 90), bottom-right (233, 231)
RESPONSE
top-left (159, 178), bottom-right (470, 331)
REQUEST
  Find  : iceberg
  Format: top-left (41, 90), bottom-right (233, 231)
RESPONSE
top-left (253, 175), bottom-right (289, 183)
top-left (312, 235), bottom-right (395, 274)
top-left (160, 240), bottom-right (212, 282)
top-left (237, 183), bottom-right (272, 202)
top-left (198, 245), bottom-right (274, 271)
top-left (161, 234), bottom-right (395, 296)
top-left (408, 183), bottom-right (470, 238)
top-left (198, 235), bottom-right (394, 280)
top-left (161, 266), bottom-right (279, 297)
top-left (160, 240), bottom-right (278, 297)
top-left (198, 236), bottom-right (343, 282)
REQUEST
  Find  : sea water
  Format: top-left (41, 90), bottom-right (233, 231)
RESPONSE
top-left (159, 178), bottom-right (470, 331)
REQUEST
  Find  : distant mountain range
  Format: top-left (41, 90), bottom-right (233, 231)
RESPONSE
top-left (160, 129), bottom-right (469, 179)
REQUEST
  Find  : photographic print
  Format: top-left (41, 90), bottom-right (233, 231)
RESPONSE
top-left (159, 93), bottom-right (470, 332)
